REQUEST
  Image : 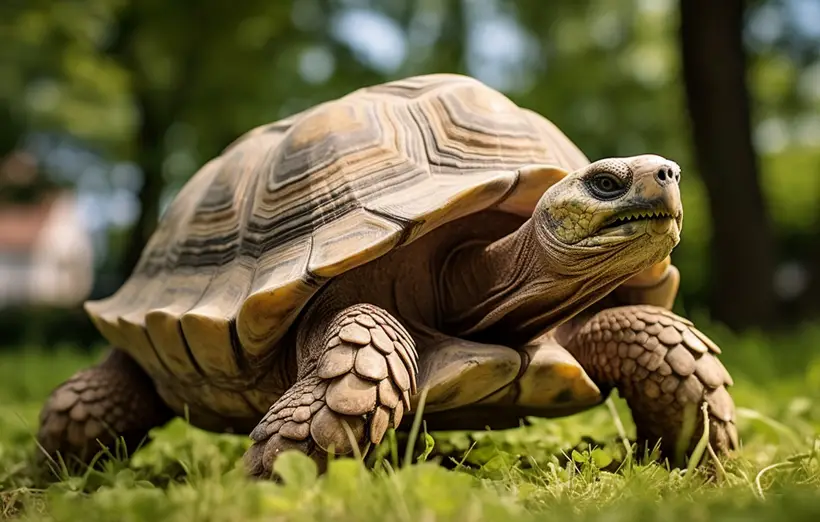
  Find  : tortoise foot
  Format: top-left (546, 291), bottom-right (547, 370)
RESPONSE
top-left (245, 303), bottom-right (417, 479)
top-left (37, 349), bottom-right (173, 470)
top-left (565, 305), bottom-right (739, 466)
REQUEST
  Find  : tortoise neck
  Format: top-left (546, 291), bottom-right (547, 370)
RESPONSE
top-left (439, 219), bottom-right (632, 347)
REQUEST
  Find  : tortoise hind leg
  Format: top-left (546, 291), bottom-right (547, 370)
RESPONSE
top-left (244, 303), bottom-right (418, 479)
top-left (37, 348), bottom-right (173, 468)
top-left (562, 304), bottom-right (739, 464)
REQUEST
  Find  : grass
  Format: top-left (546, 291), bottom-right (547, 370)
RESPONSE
top-left (1, 322), bottom-right (820, 521)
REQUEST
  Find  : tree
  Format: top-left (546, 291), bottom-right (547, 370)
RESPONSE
top-left (679, 0), bottom-right (776, 330)
top-left (106, 0), bottom-right (304, 275)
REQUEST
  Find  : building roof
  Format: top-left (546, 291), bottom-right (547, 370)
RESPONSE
top-left (0, 195), bottom-right (58, 252)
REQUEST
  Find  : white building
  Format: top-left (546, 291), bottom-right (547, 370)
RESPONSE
top-left (0, 191), bottom-right (94, 308)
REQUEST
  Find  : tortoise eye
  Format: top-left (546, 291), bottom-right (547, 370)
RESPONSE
top-left (587, 172), bottom-right (627, 200)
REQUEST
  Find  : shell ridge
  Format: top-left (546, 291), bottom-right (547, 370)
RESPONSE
top-left (177, 320), bottom-right (207, 378)
top-left (362, 207), bottom-right (419, 247)
top-left (235, 139), bottom-right (283, 306)
top-left (493, 167), bottom-right (523, 209)
top-left (174, 132), bottom-right (289, 378)
top-left (117, 311), bottom-right (177, 378)
top-left (157, 131), bottom-right (286, 376)
top-left (407, 97), bottom-right (439, 174)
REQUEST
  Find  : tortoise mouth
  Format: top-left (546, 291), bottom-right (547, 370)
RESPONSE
top-left (596, 206), bottom-right (679, 234)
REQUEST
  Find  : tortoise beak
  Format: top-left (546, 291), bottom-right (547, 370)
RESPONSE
top-left (652, 187), bottom-right (682, 238)
top-left (631, 157), bottom-right (683, 237)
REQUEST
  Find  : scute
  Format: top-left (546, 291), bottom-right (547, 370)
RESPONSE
top-left (85, 73), bottom-right (591, 377)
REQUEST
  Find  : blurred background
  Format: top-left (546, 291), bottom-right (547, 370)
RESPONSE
top-left (1, 0), bottom-right (818, 351)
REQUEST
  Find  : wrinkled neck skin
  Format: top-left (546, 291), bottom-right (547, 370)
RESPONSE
top-left (440, 219), bottom-right (658, 347)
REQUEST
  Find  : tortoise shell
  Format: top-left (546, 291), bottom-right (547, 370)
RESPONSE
top-left (84, 73), bottom-right (589, 380)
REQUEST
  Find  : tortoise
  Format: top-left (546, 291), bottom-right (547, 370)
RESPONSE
top-left (37, 73), bottom-right (738, 477)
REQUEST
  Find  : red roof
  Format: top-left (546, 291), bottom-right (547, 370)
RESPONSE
top-left (0, 195), bottom-right (57, 252)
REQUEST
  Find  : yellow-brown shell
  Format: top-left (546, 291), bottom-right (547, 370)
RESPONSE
top-left (84, 73), bottom-right (589, 381)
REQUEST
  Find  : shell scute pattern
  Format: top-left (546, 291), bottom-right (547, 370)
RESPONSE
top-left (85, 74), bottom-right (588, 383)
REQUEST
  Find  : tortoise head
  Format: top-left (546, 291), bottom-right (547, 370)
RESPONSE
top-left (532, 154), bottom-right (683, 274)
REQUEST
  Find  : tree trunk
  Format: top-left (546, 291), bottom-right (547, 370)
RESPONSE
top-left (113, 4), bottom-right (200, 279)
top-left (803, 210), bottom-right (820, 319)
top-left (104, 5), bottom-right (167, 279)
top-left (121, 97), bottom-right (166, 277)
top-left (679, 0), bottom-right (776, 330)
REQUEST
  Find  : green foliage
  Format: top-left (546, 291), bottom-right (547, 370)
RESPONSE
top-left (761, 147), bottom-right (820, 232)
top-left (2, 322), bottom-right (820, 520)
top-left (3, 0), bottom-right (818, 319)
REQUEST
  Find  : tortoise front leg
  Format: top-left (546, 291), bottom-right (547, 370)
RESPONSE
top-left (562, 304), bottom-right (739, 463)
top-left (37, 349), bottom-right (173, 468)
top-left (244, 304), bottom-right (418, 479)
top-left (613, 258), bottom-right (680, 310)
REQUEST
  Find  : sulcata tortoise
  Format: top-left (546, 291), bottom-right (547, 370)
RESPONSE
top-left (37, 73), bottom-right (738, 477)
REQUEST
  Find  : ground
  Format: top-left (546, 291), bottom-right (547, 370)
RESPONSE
top-left (1, 319), bottom-right (819, 521)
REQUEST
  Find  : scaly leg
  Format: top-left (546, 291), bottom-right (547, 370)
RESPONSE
top-left (244, 303), bottom-right (418, 478)
top-left (37, 349), bottom-right (173, 467)
top-left (562, 304), bottom-right (738, 462)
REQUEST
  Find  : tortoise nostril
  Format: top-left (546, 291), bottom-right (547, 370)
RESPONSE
top-left (655, 166), bottom-right (679, 185)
